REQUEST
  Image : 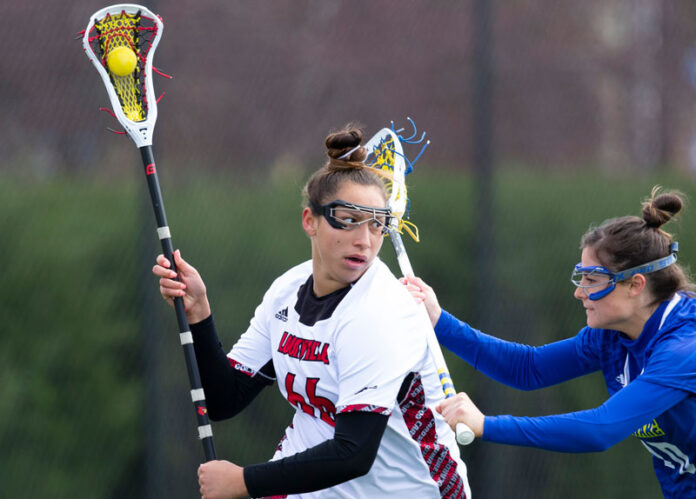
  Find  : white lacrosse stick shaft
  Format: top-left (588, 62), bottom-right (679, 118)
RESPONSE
top-left (364, 125), bottom-right (475, 445)
top-left (388, 228), bottom-right (475, 446)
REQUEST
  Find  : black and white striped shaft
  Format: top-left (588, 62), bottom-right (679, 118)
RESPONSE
top-left (139, 145), bottom-right (217, 461)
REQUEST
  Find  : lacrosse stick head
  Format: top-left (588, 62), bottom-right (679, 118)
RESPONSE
top-left (82, 4), bottom-right (163, 147)
top-left (363, 120), bottom-right (427, 242)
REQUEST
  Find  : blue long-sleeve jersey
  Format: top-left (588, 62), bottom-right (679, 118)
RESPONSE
top-left (436, 292), bottom-right (696, 498)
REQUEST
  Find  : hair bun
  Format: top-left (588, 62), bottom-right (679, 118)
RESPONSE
top-left (325, 127), bottom-right (367, 164)
top-left (641, 187), bottom-right (684, 229)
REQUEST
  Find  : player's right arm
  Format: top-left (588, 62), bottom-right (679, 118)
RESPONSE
top-left (435, 311), bottom-right (600, 389)
top-left (403, 275), bottom-right (599, 389)
top-left (152, 251), bottom-right (274, 419)
top-left (190, 315), bottom-right (274, 420)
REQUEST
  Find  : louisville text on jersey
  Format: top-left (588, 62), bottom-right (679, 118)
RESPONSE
top-left (277, 331), bottom-right (330, 365)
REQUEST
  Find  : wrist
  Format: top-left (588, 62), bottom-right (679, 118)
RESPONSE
top-left (430, 306), bottom-right (443, 327)
top-left (477, 414), bottom-right (485, 437)
top-left (187, 301), bottom-right (211, 324)
top-left (238, 466), bottom-right (248, 498)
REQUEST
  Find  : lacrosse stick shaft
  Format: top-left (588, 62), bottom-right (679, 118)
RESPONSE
top-left (140, 146), bottom-right (217, 461)
top-left (389, 229), bottom-right (475, 446)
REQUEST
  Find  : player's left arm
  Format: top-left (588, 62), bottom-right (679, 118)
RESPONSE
top-left (435, 310), bottom-right (599, 390)
top-left (242, 411), bottom-right (389, 497)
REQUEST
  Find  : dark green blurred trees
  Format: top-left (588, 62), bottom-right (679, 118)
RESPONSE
top-left (1, 171), bottom-right (692, 498)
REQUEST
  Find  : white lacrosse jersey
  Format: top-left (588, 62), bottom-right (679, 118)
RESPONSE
top-left (229, 258), bottom-right (471, 498)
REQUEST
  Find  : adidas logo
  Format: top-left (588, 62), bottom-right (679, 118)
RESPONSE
top-left (275, 307), bottom-right (288, 322)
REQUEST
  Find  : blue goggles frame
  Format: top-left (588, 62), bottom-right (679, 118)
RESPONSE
top-left (571, 242), bottom-right (678, 300)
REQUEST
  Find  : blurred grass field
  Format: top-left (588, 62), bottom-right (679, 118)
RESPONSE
top-left (1, 168), bottom-right (692, 497)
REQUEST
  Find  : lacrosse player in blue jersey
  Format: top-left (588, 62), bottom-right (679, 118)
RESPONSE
top-left (405, 187), bottom-right (696, 498)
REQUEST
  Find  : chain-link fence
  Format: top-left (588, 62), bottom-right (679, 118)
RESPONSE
top-left (3, 1), bottom-right (696, 497)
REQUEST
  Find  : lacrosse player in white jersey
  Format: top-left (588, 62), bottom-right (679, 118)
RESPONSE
top-left (153, 125), bottom-right (471, 499)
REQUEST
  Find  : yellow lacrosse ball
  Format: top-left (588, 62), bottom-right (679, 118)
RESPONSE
top-left (106, 46), bottom-right (137, 76)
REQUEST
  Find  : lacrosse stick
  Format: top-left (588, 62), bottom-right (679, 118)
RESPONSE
top-left (81, 4), bottom-right (216, 461)
top-left (363, 119), bottom-right (475, 446)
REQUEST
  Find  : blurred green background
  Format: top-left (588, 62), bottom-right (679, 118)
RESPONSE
top-left (3, 1), bottom-right (696, 498)
top-left (2, 171), bottom-right (693, 498)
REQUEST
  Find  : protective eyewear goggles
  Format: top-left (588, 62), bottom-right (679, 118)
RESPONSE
top-left (311, 199), bottom-right (393, 235)
top-left (570, 242), bottom-right (678, 300)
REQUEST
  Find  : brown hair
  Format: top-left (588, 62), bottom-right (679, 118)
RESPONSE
top-left (302, 125), bottom-right (387, 211)
top-left (580, 186), bottom-right (695, 303)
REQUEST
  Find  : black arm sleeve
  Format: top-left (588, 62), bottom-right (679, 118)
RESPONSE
top-left (190, 315), bottom-right (274, 421)
top-left (243, 411), bottom-right (389, 498)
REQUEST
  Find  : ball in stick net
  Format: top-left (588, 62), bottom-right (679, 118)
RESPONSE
top-left (106, 46), bottom-right (137, 76)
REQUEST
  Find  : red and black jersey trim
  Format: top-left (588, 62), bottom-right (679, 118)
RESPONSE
top-left (228, 358), bottom-right (255, 377)
top-left (338, 404), bottom-right (392, 416)
top-left (399, 372), bottom-right (467, 498)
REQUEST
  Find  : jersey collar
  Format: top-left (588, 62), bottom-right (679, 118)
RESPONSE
top-left (619, 294), bottom-right (682, 354)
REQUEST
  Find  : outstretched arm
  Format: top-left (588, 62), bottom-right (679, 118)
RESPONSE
top-left (484, 378), bottom-right (688, 452)
top-left (435, 310), bottom-right (597, 389)
top-left (403, 276), bottom-right (597, 389)
top-left (437, 379), bottom-right (688, 452)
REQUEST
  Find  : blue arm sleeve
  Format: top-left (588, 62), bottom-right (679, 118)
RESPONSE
top-left (483, 378), bottom-right (689, 452)
top-left (435, 310), bottom-right (597, 389)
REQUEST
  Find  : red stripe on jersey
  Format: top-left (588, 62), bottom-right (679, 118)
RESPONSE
top-left (338, 404), bottom-right (392, 416)
top-left (228, 357), bottom-right (255, 377)
top-left (399, 373), bottom-right (467, 499)
top-left (275, 424), bottom-right (293, 453)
